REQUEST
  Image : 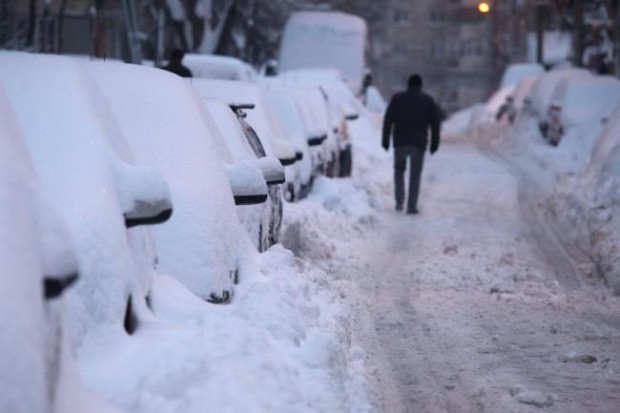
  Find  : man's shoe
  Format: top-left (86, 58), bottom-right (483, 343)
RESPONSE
top-left (395, 203), bottom-right (403, 211)
top-left (407, 208), bottom-right (419, 215)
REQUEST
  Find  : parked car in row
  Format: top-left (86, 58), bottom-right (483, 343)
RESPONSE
top-left (543, 75), bottom-right (620, 145)
top-left (85, 60), bottom-right (263, 303)
top-left (189, 79), bottom-right (302, 201)
top-left (183, 53), bottom-right (258, 82)
top-left (0, 83), bottom-right (81, 413)
top-left (0, 52), bottom-right (173, 343)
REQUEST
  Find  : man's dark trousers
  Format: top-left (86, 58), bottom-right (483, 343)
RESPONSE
top-left (394, 146), bottom-right (424, 212)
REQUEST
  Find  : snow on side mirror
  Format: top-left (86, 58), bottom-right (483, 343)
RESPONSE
top-left (342, 102), bottom-right (360, 121)
top-left (255, 156), bottom-right (286, 185)
top-left (227, 160), bottom-right (268, 205)
top-left (114, 163), bottom-right (174, 228)
top-left (272, 138), bottom-right (297, 166)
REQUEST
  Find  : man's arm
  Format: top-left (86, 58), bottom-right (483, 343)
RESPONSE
top-left (429, 99), bottom-right (441, 154)
top-left (382, 99), bottom-right (395, 150)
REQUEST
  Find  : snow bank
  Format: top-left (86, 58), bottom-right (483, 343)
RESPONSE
top-left (77, 243), bottom-right (370, 413)
top-left (443, 104), bottom-right (483, 136)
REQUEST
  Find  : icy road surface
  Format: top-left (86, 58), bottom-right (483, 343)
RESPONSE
top-left (284, 133), bottom-right (620, 413)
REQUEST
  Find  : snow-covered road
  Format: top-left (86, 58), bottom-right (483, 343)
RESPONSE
top-left (285, 133), bottom-right (620, 413)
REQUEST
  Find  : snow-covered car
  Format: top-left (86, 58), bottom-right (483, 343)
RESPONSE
top-left (278, 11), bottom-right (368, 94)
top-left (365, 85), bottom-right (387, 113)
top-left (543, 75), bottom-right (620, 145)
top-left (0, 52), bottom-right (174, 347)
top-left (470, 85), bottom-right (515, 126)
top-left (189, 79), bottom-right (297, 165)
top-left (512, 75), bottom-right (540, 117)
top-left (284, 85), bottom-right (334, 175)
top-left (0, 82), bottom-right (82, 413)
top-left (279, 82), bottom-right (342, 177)
top-left (184, 53), bottom-right (258, 82)
top-left (85, 60), bottom-right (261, 302)
top-left (272, 68), bottom-right (381, 176)
top-left (526, 67), bottom-right (591, 122)
top-left (199, 97), bottom-right (286, 250)
top-left (263, 86), bottom-right (315, 198)
top-left (188, 79), bottom-right (298, 237)
top-left (499, 63), bottom-right (544, 89)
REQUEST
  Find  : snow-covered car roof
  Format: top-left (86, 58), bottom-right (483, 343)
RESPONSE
top-left (499, 63), bottom-right (544, 89)
top-left (512, 75), bottom-right (539, 111)
top-left (279, 11), bottom-right (367, 93)
top-left (551, 75), bottom-right (620, 127)
top-left (84, 60), bottom-right (254, 302)
top-left (184, 53), bottom-right (258, 82)
top-left (527, 67), bottom-right (591, 118)
top-left (0, 52), bottom-right (171, 343)
top-left (190, 78), bottom-right (297, 164)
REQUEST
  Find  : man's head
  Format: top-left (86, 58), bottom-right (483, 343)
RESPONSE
top-left (169, 49), bottom-right (185, 62)
top-left (408, 74), bottom-right (423, 89)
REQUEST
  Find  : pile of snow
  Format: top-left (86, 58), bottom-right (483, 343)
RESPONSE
top-left (553, 104), bottom-right (620, 293)
top-left (443, 104), bottom-right (483, 136)
top-left (79, 245), bottom-right (371, 413)
top-left (484, 66), bottom-right (620, 295)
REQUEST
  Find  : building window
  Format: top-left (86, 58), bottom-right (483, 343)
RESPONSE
top-left (430, 10), bottom-right (444, 23)
top-left (394, 10), bottom-right (409, 23)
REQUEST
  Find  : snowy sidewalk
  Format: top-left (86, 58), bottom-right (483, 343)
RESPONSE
top-left (284, 136), bottom-right (620, 413)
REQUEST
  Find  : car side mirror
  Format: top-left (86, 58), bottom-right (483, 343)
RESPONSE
top-left (33, 196), bottom-right (80, 300)
top-left (227, 160), bottom-right (268, 205)
top-left (255, 156), bottom-right (285, 185)
top-left (44, 273), bottom-right (79, 300)
top-left (307, 130), bottom-right (327, 147)
top-left (114, 164), bottom-right (174, 228)
top-left (272, 139), bottom-right (297, 166)
top-left (295, 151), bottom-right (303, 161)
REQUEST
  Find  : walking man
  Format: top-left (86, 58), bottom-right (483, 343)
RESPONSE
top-left (382, 74), bottom-right (441, 214)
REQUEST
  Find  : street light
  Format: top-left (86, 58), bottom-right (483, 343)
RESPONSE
top-left (478, 2), bottom-right (491, 14)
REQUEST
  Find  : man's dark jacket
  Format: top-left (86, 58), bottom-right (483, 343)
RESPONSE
top-left (382, 85), bottom-right (441, 152)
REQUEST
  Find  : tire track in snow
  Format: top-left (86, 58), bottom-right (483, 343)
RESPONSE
top-left (352, 141), bottom-right (620, 413)
top-left (362, 217), bottom-right (489, 413)
top-left (475, 140), bottom-right (589, 290)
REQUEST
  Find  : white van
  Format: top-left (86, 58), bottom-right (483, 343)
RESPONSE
top-left (278, 11), bottom-right (368, 94)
